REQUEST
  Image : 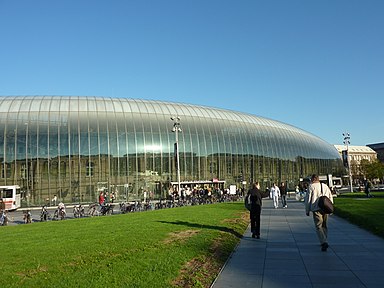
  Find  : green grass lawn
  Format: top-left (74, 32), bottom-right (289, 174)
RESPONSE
top-left (334, 191), bottom-right (384, 238)
top-left (0, 203), bottom-right (248, 288)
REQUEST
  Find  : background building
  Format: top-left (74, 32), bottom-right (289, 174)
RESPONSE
top-left (334, 144), bottom-right (378, 186)
top-left (334, 145), bottom-right (377, 164)
top-left (0, 96), bottom-right (344, 206)
top-left (367, 142), bottom-right (384, 163)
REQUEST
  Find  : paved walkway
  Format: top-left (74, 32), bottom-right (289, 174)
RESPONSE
top-left (212, 198), bottom-right (384, 288)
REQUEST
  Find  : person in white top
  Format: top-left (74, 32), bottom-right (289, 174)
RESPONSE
top-left (270, 183), bottom-right (280, 209)
top-left (305, 174), bottom-right (334, 251)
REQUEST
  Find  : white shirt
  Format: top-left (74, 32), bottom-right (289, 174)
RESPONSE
top-left (305, 181), bottom-right (333, 214)
top-left (270, 186), bottom-right (280, 197)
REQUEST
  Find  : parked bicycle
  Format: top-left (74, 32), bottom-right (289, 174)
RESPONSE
top-left (73, 204), bottom-right (85, 218)
top-left (87, 203), bottom-right (100, 217)
top-left (23, 210), bottom-right (32, 224)
top-left (143, 200), bottom-right (154, 211)
top-left (154, 199), bottom-right (167, 210)
top-left (100, 203), bottom-right (114, 216)
top-left (53, 202), bottom-right (66, 220)
top-left (119, 202), bottom-right (133, 214)
top-left (40, 205), bottom-right (51, 221)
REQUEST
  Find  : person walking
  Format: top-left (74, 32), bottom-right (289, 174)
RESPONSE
top-left (364, 179), bottom-right (373, 198)
top-left (51, 194), bottom-right (57, 206)
top-left (305, 174), bottom-right (334, 251)
top-left (98, 191), bottom-right (105, 207)
top-left (279, 182), bottom-right (288, 208)
top-left (246, 182), bottom-right (268, 239)
top-left (270, 183), bottom-right (280, 209)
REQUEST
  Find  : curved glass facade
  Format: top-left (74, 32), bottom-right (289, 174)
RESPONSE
top-left (0, 96), bottom-right (344, 205)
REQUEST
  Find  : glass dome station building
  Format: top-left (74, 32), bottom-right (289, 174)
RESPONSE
top-left (0, 96), bottom-right (343, 205)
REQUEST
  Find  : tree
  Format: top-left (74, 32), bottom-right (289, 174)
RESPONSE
top-left (360, 159), bottom-right (384, 183)
top-left (359, 159), bottom-right (370, 178)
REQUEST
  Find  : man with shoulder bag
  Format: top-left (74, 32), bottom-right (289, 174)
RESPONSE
top-left (305, 174), bottom-right (334, 251)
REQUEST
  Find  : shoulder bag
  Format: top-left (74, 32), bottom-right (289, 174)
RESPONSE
top-left (318, 183), bottom-right (334, 214)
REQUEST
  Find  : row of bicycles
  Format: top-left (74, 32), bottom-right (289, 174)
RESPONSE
top-left (38, 203), bottom-right (115, 222)
top-left (4, 203), bottom-right (115, 225)
top-left (39, 203), bottom-right (68, 222)
top-left (118, 194), bottom-right (241, 214)
top-left (87, 203), bottom-right (114, 217)
top-left (2, 194), bottom-right (241, 226)
top-left (1, 202), bottom-right (117, 226)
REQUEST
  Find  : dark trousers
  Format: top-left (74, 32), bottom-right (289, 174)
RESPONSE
top-left (250, 206), bottom-right (261, 236)
top-left (281, 195), bottom-right (287, 206)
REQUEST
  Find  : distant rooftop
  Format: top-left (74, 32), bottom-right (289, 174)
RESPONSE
top-left (367, 142), bottom-right (384, 149)
top-left (334, 145), bottom-right (376, 154)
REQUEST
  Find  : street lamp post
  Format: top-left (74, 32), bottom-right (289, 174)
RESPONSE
top-left (171, 117), bottom-right (182, 195)
top-left (343, 132), bottom-right (353, 192)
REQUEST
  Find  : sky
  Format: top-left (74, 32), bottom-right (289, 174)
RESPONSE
top-left (0, 0), bottom-right (383, 146)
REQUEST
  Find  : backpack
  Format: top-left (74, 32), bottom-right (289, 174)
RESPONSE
top-left (318, 183), bottom-right (334, 214)
top-left (244, 194), bottom-right (252, 211)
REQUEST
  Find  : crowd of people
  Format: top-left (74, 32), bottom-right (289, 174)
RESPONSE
top-left (166, 186), bottom-right (239, 204)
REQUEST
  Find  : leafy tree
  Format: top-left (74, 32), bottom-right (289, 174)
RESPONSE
top-left (359, 159), bottom-right (370, 178)
top-left (360, 159), bottom-right (384, 182)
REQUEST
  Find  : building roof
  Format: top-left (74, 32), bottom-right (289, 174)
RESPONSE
top-left (367, 142), bottom-right (384, 150)
top-left (334, 145), bottom-right (376, 154)
top-left (0, 96), bottom-right (341, 160)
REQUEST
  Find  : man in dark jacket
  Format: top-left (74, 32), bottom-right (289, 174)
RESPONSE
top-left (279, 182), bottom-right (288, 208)
top-left (247, 182), bottom-right (269, 239)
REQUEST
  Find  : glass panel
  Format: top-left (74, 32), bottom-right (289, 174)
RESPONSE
top-left (79, 116), bottom-right (89, 157)
top-left (113, 99), bottom-right (124, 113)
top-left (49, 124), bottom-right (59, 159)
top-left (96, 99), bottom-right (106, 112)
top-left (9, 98), bottom-right (24, 112)
top-left (119, 99), bottom-right (132, 113)
top-left (78, 99), bottom-right (88, 112)
top-left (104, 98), bottom-right (115, 112)
top-left (69, 97), bottom-right (79, 111)
top-left (136, 101), bottom-right (149, 113)
top-left (0, 98), bottom-right (8, 112)
top-left (108, 120), bottom-right (118, 157)
top-left (60, 99), bottom-right (70, 112)
top-left (127, 100), bottom-right (141, 113)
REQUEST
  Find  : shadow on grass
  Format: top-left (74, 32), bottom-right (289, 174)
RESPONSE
top-left (157, 220), bottom-right (244, 239)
